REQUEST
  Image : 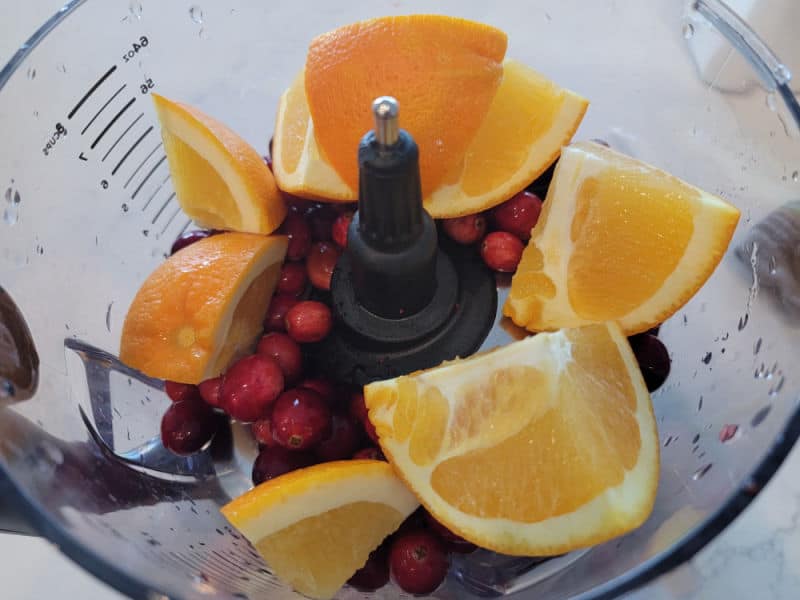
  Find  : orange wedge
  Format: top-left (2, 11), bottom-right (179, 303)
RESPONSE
top-left (120, 232), bottom-right (287, 384)
top-left (365, 323), bottom-right (659, 556)
top-left (274, 60), bottom-right (587, 217)
top-left (504, 141), bottom-right (741, 335)
top-left (304, 15), bottom-right (507, 197)
top-left (221, 460), bottom-right (419, 599)
top-left (153, 94), bottom-right (286, 234)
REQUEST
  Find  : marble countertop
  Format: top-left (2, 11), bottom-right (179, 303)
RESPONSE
top-left (1, 2), bottom-right (798, 599)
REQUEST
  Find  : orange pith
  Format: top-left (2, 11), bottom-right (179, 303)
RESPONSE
top-left (304, 15), bottom-right (508, 197)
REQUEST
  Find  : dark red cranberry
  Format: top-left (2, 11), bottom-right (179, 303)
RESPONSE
top-left (353, 446), bottom-right (385, 461)
top-left (491, 191), bottom-right (542, 241)
top-left (628, 334), bottom-right (671, 392)
top-left (164, 381), bottom-right (199, 403)
top-left (286, 196), bottom-right (315, 214)
top-left (442, 214), bottom-right (487, 245)
top-left (264, 294), bottom-right (299, 332)
top-left (279, 213), bottom-right (312, 261)
top-left (331, 211), bottom-right (353, 248)
top-left (285, 301), bottom-right (332, 343)
top-left (220, 355), bottom-right (284, 423)
top-left (316, 412), bottom-right (363, 462)
top-left (161, 397), bottom-right (218, 456)
top-left (251, 413), bottom-right (278, 447)
top-left (256, 332), bottom-right (303, 385)
top-left (348, 543), bottom-right (390, 592)
top-left (390, 530), bottom-right (449, 594)
top-left (170, 230), bottom-right (213, 255)
top-left (394, 508), bottom-right (427, 537)
top-left (307, 204), bottom-right (337, 242)
top-left (306, 242), bottom-right (341, 291)
top-left (276, 262), bottom-right (308, 297)
top-left (480, 231), bottom-right (524, 273)
top-left (198, 376), bottom-right (223, 408)
top-left (350, 391), bottom-right (379, 444)
top-left (297, 378), bottom-right (337, 404)
top-left (424, 512), bottom-right (477, 554)
top-left (271, 388), bottom-right (332, 450)
top-left (251, 446), bottom-right (315, 485)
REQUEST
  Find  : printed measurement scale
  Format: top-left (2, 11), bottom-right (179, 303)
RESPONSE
top-left (43, 35), bottom-right (190, 240)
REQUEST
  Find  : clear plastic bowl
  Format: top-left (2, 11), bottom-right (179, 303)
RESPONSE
top-left (0, 1), bottom-right (799, 599)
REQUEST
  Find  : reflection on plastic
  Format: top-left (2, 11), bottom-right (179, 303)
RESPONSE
top-left (0, 286), bottom-right (38, 402)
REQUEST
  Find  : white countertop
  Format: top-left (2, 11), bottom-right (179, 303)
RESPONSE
top-left (1, 2), bottom-right (799, 599)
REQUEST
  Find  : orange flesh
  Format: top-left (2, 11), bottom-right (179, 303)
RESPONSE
top-left (278, 73), bottom-right (309, 176)
top-left (567, 171), bottom-right (698, 320)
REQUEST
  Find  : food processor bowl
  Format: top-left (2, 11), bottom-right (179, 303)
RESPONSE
top-left (1, 1), bottom-right (799, 598)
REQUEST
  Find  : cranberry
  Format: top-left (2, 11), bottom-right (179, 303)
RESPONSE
top-left (276, 262), bottom-right (308, 297)
top-left (629, 334), bottom-right (671, 392)
top-left (271, 388), bottom-right (332, 450)
top-left (350, 391), bottom-right (379, 444)
top-left (306, 242), bottom-right (341, 291)
top-left (331, 211), bottom-right (353, 248)
top-left (353, 446), bottom-right (385, 461)
top-left (268, 136), bottom-right (274, 159)
top-left (170, 230), bottom-right (213, 255)
top-left (348, 543), bottom-right (390, 592)
top-left (198, 376), bottom-right (223, 408)
top-left (164, 381), bottom-right (199, 403)
top-left (297, 378), bottom-right (337, 404)
top-left (161, 397), bottom-right (218, 456)
top-left (316, 412), bottom-right (363, 462)
top-left (256, 332), bottom-right (303, 385)
top-left (285, 301), bottom-right (332, 343)
top-left (279, 213), bottom-right (312, 261)
top-left (264, 294), bottom-right (299, 332)
top-left (390, 530), bottom-right (449, 594)
top-left (480, 231), bottom-right (524, 273)
top-left (252, 446), bottom-right (315, 485)
top-left (424, 512), bottom-right (477, 554)
top-left (220, 355), bottom-right (284, 423)
top-left (252, 414), bottom-right (278, 447)
top-left (394, 508), bottom-right (427, 537)
top-left (442, 214), bottom-right (486, 245)
top-left (491, 191), bottom-right (542, 241)
top-left (307, 204), bottom-right (337, 242)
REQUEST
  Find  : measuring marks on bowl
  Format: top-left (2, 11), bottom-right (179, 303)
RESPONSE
top-left (52, 39), bottom-right (189, 241)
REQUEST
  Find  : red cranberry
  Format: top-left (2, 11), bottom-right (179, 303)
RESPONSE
top-left (220, 355), bottom-right (284, 423)
top-left (348, 543), bottom-right (390, 592)
top-left (424, 512), bottom-right (477, 554)
top-left (353, 446), bottom-right (385, 461)
top-left (297, 378), bottom-right (337, 404)
top-left (256, 332), bottom-right (303, 385)
top-left (480, 231), bottom-right (524, 273)
top-left (198, 376), bottom-right (223, 408)
top-left (264, 294), bottom-right (299, 332)
top-left (306, 242), bottom-right (341, 291)
top-left (271, 388), bottom-right (332, 450)
top-left (390, 530), bottom-right (449, 594)
top-left (170, 230), bottom-right (213, 255)
top-left (251, 414), bottom-right (278, 448)
top-left (286, 196), bottom-right (315, 214)
top-left (395, 508), bottom-right (427, 537)
top-left (276, 262), bottom-right (308, 297)
top-left (331, 211), bottom-right (353, 248)
top-left (316, 412), bottom-right (363, 462)
top-left (350, 391), bottom-right (379, 444)
top-left (280, 213), bottom-right (312, 261)
top-left (161, 397), bottom-right (218, 456)
top-left (628, 334), bottom-right (671, 392)
top-left (491, 191), bottom-right (542, 241)
top-left (164, 381), bottom-right (199, 403)
top-left (251, 446), bottom-right (315, 485)
top-left (307, 204), bottom-right (337, 242)
top-left (442, 214), bottom-right (486, 245)
top-left (285, 301), bottom-right (332, 343)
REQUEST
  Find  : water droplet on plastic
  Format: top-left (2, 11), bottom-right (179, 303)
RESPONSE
top-left (121, 203), bottom-right (129, 212)
top-left (692, 463), bottom-right (712, 480)
top-left (768, 255), bottom-right (777, 274)
top-left (33, 110), bottom-right (38, 118)
top-left (189, 5), bottom-right (204, 24)
top-left (768, 375), bottom-right (785, 396)
top-left (4, 187), bottom-right (20, 225)
top-left (751, 405), bottom-right (771, 427)
top-left (129, 0), bottom-right (142, 18)
top-left (753, 337), bottom-right (762, 355)
top-left (738, 313), bottom-right (749, 331)
top-left (766, 92), bottom-right (778, 112)
top-left (702, 351), bottom-right (712, 365)
top-left (57, 63), bottom-right (66, 73)
top-left (719, 424), bottom-right (738, 443)
top-left (775, 64), bottom-right (792, 84)
top-left (792, 170), bottom-right (799, 182)
top-left (26, 67), bottom-right (36, 80)
top-left (682, 22), bottom-right (695, 39)
top-left (198, 27), bottom-right (208, 39)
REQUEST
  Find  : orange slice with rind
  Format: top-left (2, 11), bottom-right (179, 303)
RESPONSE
top-left (120, 232), bottom-right (287, 384)
top-left (221, 460), bottom-right (419, 599)
top-left (365, 322), bottom-right (659, 556)
top-left (153, 94), bottom-right (286, 234)
top-left (504, 141), bottom-right (741, 334)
